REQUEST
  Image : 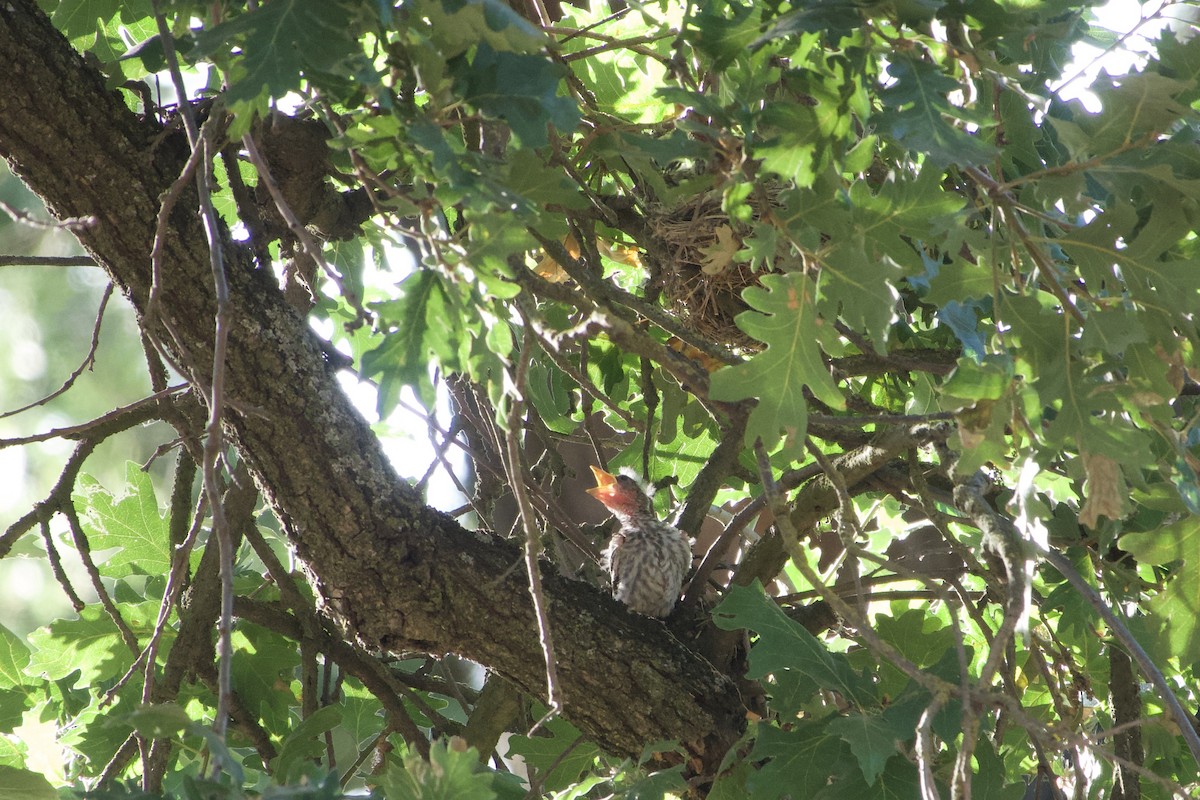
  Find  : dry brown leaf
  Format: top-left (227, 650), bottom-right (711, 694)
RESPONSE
top-left (1079, 451), bottom-right (1128, 528)
top-left (699, 224), bottom-right (740, 275)
top-left (598, 239), bottom-right (644, 269)
top-left (534, 233), bottom-right (581, 283)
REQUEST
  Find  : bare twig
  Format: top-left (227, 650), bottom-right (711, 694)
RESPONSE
top-left (0, 198), bottom-right (96, 230)
top-left (415, 416), bottom-right (464, 495)
top-left (504, 326), bottom-right (562, 729)
top-left (523, 315), bottom-right (640, 428)
top-left (733, 423), bottom-right (952, 589)
top-left (147, 128), bottom-right (209, 326)
top-left (0, 384), bottom-right (184, 448)
top-left (240, 132), bottom-right (371, 325)
top-left (61, 501), bottom-right (139, 653)
top-left (1039, 545), bottom-right (1200, 770)
top-left (1, 283), bottom-right (113, 420)
top-left (682, 462), bottom-right (823, 607)
top-left (149, 0), bottom-right (237, 767)
top-left (0, 254), bottom-right (96, 267)
top-left (39, 518), bottom-right (85, 612)
top-left (916, 705), bottom-right (942, 800)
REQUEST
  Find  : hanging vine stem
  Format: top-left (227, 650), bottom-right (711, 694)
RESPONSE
top-left (150, 0), bottom-right (236, 768)
top-left (504, 323), bottom-right (562, 729)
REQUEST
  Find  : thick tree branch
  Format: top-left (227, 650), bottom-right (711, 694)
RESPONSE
top-left (0, 0), bottom-right (744, 766)
top-left (732, 422), bottom-right (951, 589)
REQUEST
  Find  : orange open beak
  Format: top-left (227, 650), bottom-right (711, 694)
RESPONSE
top-left (586, 465), bottom-right (617, 502)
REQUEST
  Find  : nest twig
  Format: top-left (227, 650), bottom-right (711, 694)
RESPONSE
top-left (651, 190), bottom-right (786, 350)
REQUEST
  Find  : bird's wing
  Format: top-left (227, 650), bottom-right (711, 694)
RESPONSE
top-left (603, 532), bottom-right (626, 583)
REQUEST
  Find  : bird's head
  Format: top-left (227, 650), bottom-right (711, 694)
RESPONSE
top-left (586, 466), bottom-right (655, 520)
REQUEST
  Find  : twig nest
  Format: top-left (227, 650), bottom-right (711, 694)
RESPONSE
top-left (652, 191), bottom-right (781, 350)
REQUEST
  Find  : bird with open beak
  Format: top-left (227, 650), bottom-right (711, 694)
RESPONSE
top-left (587, 466), bottom-right (693, 618)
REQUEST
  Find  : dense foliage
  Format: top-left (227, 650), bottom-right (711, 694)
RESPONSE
top-left (3, 0), bottom-right (1200, 797)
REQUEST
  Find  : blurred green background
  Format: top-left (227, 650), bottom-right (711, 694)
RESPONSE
top-left (0, 166), bottom-right (175, 636)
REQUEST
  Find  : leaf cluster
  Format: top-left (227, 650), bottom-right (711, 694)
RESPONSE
top-left (5, 0), bottom-right (1200, 797)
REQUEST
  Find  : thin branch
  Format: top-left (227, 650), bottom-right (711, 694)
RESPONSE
top-left (39, 518), bottom-right (85, 612)
top-left (0, 198), bottom-right (96, 230)
top-left (751, 439), bottom-right (951, 697)
top-left (1, 282), bottom-right (113, 420)
top-left (504, 326), bottom-right (562, 729)
top-left (732, 423), bottom-right (952, 589)
top-left (240, 132), bottom-right (371, 324)
top-left (62, 500), bottom-right (139, 654)
top-left (97, 735), bottom-right (140, 787)
top-left (0, 254), bottom-right (96, 267)
top-left (1039, 545), bottom-right (1200, 770)
top-left (523, 231), bottom-right (719, 400)
top-left (523, 315), bottom-right (640, 428)
top-left (676, 408), bottom-right (747, 538)
top-left (150, 0), bottom-right (237, 766)
top-left (683, 462), bottom-right (822, 607)
top-left (415, 416), bottom-right (464, 495)
top-left (916, 705), bottom-right (942, 800)
top-left (396, 393), bottom-right (601, 563)
top-left (1, 439), bottom-right (99, 558)
top-left (0, 384), bottom-right (184, 449)
top-left (340, 728), bottom-right (391, 789)
top-left (808, 411), bottom-right (956, 427)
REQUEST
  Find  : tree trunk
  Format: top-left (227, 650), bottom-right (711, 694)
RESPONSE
top-left (0, 0), bottom-right (745, 766)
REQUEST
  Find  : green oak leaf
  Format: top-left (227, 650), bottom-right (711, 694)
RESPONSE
top-left (713, 582), bottom-right (876, 710)
top-left (876, 55), bottom-right (994, 166)
top-left (384, 739), bottom-right (497, 800)
top-left (816, 755), bottom-right (924, 800)
top-left (1116, 517), bottom-right (1200, 663)
top-left (0, 691), bottom-right (27, 735)
top-left (0, 765), bottom-right (56, 800)
top-left (785, 165), bottom-right (964, 342)
top-left (1075, 72), bottom-right (1193, 154)
top-left (826, 712), bottom-right (907, 786)
top-left (194, 0), bottom-right (372, 113)
top-left (73, 463), bottom-right (171, 578)
top-left (230, 623), bottom-right (300, 737)
top-left (1120, 516), bottom-right (1200, 564)
top-left (451, 44), bottom-right (579, 147)
top-left (972, 740), bottom-right (1027, 800)
top-left (874, 610), bottom-right (954, 670)
top-left (1058, 201), bottom-right (1200, 316)
top-left (505, 715), bottom-right (601, 793)
top-left (363, 270), bottom-right (464, 412)
top-left (414, 0), bottom-right (546, 58)
top-left (709, 273), bottom-right (844, 457)
top-left (272, 705), bottom-right (343, 783)
top-left (1078, 308), bottom-right (1148, 355)
top-left (47, 0), bottom-right (121, 43)
top-left (747, 720), bottom-right (855, 800)
top-left (1134, 558), bottom-right (1200, 666)
top-left (27, 602), bottom-right (160, 688)
top-left (0, 627), bottom-right (30, 690)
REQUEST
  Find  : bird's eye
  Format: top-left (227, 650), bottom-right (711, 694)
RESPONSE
top-left (616, 475), bottom-right (636, 487)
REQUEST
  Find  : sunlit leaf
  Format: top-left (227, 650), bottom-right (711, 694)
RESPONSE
top-left (709, 273), bottom-right (844, 457)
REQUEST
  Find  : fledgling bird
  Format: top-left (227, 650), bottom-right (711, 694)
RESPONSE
top-left (586, 466), bottom-right (693, 618)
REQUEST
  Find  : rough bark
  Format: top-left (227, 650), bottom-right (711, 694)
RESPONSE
top-left (0, 0), bottom-right (744, 766)
top-left (1110, 640), bottom-right (1143, 800)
